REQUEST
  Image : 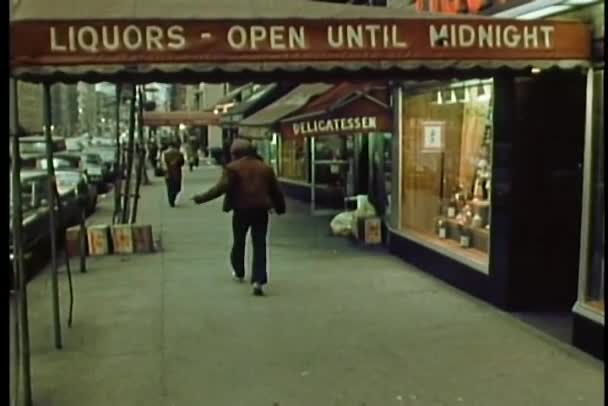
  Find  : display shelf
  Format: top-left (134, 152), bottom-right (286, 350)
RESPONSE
top-left (438, 217), bottom-right (490, 253)
top-left (405, 228), bottom-right (488, 269)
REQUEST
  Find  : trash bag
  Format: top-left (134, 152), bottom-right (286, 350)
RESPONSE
top-left (330, 211), bottom-right (355, 237)
top-left (353, 195), bottom-right (377, 219)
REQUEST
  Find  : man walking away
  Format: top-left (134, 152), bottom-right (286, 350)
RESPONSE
top-left (192, 139), bottom-right (286, 296)
top-left (161, 142), bottom-right (185, 207)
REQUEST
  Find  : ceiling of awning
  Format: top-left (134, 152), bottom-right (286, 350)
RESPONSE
top-left (220, 84), bottom-right (280, 124)
top-left (209, 83), bottom-right (254, 113)
top-left (239, 83), bottom-right (334, 127)
top-left (281, 82), bottom-right (389, 122)
top-left (10, 0), bottom-right (592, 83)
top-left (142, 111), bottom-right (220, 127)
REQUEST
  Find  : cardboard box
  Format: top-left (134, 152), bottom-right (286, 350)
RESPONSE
top-left (65, 225), bottom-right (87, 257)
top-left (354, 217), bottom-right (382, 245)
top-left (132, 224), bottom-right (154, 253)
top-left (87, 225), bottom-right (110, 256)
top-left (111, 224), bottom-right (134, 254)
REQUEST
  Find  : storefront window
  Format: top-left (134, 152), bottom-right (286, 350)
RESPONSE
top-left (252, 135), bottom-right (278, 173)
top-left (400, 79), bottom-right (494, 271)
top-left (583, 69), bottom-right (604, 314)
top-left (269, 134), bottom-right (279, 173)
top-left (279, 137), bottom-right (308, 182)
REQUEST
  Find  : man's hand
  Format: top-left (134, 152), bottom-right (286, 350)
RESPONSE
top-left (191, 195), bottom-right (204, 205)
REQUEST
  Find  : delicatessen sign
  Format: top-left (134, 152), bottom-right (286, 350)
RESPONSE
top-left (10, 19), bottom-right (590, 66)
top-left (282, 115), bottom-right (392, 138)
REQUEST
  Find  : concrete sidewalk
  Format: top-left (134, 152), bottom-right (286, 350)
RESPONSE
top-left (13, 166), bottom-right (604, 406)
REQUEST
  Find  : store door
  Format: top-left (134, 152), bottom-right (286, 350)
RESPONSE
top-left (310, 136), bottom-right (352, 215)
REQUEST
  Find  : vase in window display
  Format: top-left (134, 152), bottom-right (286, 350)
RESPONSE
top-left (473, 178), bottom-right (484, 200)
top-left (472, 213), bottom-right (483, 228)
top-left (474, 158), bottom-right (490, 199)
top-left (458, 224), bottom-right (471, 248)
top-left (465, 205), bottom-right (473, 225)
top-left (447, 195), bottom-right (457, 218)
top-left (454, 184), bottom-right (467, 211)
top-left (437, 219), bottom-right (448, 239)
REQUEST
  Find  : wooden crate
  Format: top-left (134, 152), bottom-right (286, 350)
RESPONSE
top-left (132, 224), bottom-right (154, 253)
top-left (65, 225), bottom-right (87, 257)
top-left (111, 224), bottom-right (134, 254)
top-left (87, 225), bottom-right (110, 256)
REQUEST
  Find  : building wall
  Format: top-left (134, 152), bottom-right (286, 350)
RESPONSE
top-left (50, 84), bottom-right (79, 137)
top-left (202, 83), bottom-right (226, 148)
top-left (78, 82), bottom-right (98, 136)
top-left (17, 82), bottom-right (43, 134)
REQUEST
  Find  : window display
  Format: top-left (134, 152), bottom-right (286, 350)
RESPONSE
top-left (279, 137), bottom-right (308, 182)
top-left (400, 79), bottom-right (493, 270)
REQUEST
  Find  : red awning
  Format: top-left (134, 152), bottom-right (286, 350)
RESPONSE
top-left (142, 111), bottom-right (220, 127)
top-left (279, 82), bottom-right (392, 138)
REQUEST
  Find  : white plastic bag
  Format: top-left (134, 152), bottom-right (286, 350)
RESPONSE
top-left (330, 211), bottom-right (355, 237)
top-left (353, 195), bottom-right (377, 219)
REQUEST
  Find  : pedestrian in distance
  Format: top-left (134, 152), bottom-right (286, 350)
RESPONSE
top-left (160, 141), bottom-right (185, 208)
top-left (184, 141), bottom-right (196, 172)
top-left (148, 137), bottom-right (159, 170)
top-left (192, 138), bottom-right (286, 296)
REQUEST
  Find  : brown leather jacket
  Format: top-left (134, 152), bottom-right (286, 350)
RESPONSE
top-left (194, 156), bottom-right (286, 214)
top-left (161, 147), bottom-right (185, 180)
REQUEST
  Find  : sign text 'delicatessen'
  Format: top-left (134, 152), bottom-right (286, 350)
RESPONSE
top-left (294, 116), bottom-right (381, 136)
top-left (282, 114), bottom-right (393, 138)
top-left (10, 19), bottom-right (590, 66)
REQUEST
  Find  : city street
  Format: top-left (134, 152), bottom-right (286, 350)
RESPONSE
top-left (13, 166), bottom-right (604, 406)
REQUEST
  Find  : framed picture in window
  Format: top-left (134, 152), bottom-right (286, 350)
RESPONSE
top-left (421, 121), bottom-right (445, 153)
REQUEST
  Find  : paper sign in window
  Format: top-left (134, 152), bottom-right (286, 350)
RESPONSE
top-left (422, 121), bottom-right (445, 152)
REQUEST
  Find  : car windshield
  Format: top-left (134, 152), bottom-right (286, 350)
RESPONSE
top-left (99, 150), bottom-right (116, 161)
top-left (39, 158), bottom-right (74, 170)
top-left (21, 142), bottom-right (47, 153)
top-left (56, 172), bottom-right (81, 187)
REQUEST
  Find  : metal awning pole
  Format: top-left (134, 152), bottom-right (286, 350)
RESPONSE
top-left (130, 86), bottom-right (146, 224)
top-left (10, 78), bottom-right (33, 406)
top-left (43, 83), bottom-right (63, 349)
top-left (113, 84), bottom-right (123, 224)
top-left (121, 87), bottom-right (137, 224)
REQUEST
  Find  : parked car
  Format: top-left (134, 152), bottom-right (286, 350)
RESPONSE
top-left (81, 151), bottom-right (109, 191)
top-left (19, 153), bottom-right (45, 170)
top-left (65, 136), bottom-right (88, 152)
top-left (9, 170), bottom-right (81, 288)
top-left (36, 152), bottom-right (108, 192)
top-left (18, 135), bottom-right (66, 155)
top-left (85, 146), bottom-right (118, 181)
top-left (91, 136), bottom-right (117, 148)
top-left (55, 169), bottom-right (98, 215)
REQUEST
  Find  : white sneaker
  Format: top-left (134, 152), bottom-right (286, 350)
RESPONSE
top-left (232, 272), bottom-right (244, 282)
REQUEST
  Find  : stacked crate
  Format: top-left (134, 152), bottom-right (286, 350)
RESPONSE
top-left (81, 224), bottom-right (155, 255)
